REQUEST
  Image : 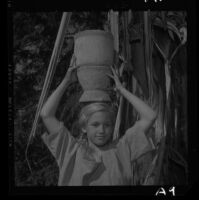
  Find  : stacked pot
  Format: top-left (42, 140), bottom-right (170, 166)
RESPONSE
top-left (74, 30), bottom-right (114, 102)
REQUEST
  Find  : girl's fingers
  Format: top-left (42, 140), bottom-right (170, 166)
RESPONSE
top-left (70, 66), bottom-right (79, 73)
top-left (106, 73), bottom-right (120, 85)
top-left (106, 73), bottom-right (114, 80)
top-left (111, 64), bottom-right (116, 71)
top-left (73, 65), bottom-right (79, 70)
top-left (68, 66), bottom-right (79, 76)
top-left (110, 65), bottom-right (117, 76)
top-left (111, 65), bottom-right (120, 79)
top-left (69, 55), bottom-right (74, 66)
top-left (70, 54), bottom-right (77, 66)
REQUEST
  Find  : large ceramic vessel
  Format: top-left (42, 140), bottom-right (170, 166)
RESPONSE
top-left (74, 30), bottom-right (114, 66)
top-left (74, 30), bottom-right (114, 102)
top-left (77, 65), bottom-right (112, 90)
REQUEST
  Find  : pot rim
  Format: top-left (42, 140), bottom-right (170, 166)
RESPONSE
top-left (74, 29), bottom-right (113, 40)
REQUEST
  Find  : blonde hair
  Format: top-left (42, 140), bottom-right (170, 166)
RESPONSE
top-left (78, 102), bottom-right (116, 135)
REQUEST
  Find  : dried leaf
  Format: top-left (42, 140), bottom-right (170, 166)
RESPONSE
top-left (168, 30), bottom-right (175, 41)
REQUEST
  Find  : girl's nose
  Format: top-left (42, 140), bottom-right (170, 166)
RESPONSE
top-left (98, 124), bottom-right (105, 133)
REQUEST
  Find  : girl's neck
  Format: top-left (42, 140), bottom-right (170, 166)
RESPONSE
top-left (88, 140), bottom-right (110, 153)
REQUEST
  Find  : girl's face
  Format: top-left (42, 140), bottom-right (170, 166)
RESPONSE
top-left (84, 111), bottom-right (114, 147)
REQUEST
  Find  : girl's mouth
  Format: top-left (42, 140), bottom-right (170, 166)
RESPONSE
top-left (96, 135), bottom-right (106, 139)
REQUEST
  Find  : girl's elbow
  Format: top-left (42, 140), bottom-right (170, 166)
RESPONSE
top-left (40, 110), bottom-right (55, 119)
top-left (40, 110), bottom-right (49, 119)
top-left (40, 111), bottom-right (46, 118)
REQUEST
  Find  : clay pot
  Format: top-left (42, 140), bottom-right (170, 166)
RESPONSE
top-left (74, 30), bottom-right (114, 66)
top-left (77, 65), bottom-right (112, 91)
top-left (74, 30), bottom-right (114, 102)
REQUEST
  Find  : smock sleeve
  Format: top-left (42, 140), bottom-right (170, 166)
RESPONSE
top-left (122, 121), bottom-right (153, 162)
top-left (41, 121), bottom-right (78, 169)
top-left (122, 122), bottom-right (155, 185)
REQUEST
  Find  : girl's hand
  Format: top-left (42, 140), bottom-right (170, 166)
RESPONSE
top-left (107, 65), bottom-right (123, 92)
top-left (64, 54), bottom-right (79, 83)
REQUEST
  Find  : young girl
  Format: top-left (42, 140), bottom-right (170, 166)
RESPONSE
top-left (40, 56), bottom-right (157, 186)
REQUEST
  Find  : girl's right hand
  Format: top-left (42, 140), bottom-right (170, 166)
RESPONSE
top-left (107, 65), bottom-right (123, 92)
top-left (64, 54), bottom-right (79, 83)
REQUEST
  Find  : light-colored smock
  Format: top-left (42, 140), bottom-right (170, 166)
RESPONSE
top-left (42, 122), bottom-right (153, 186)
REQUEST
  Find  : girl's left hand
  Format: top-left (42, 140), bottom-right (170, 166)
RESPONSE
top-left (64, 54), bottom-right (79, 83)
top-left (107, 65), bottom-right (123, 92)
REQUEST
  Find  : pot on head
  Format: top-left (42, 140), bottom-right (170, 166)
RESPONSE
top-left (74, 30), bottom-right (114, 102)
top-left (74, 30), bottom-right (114, 67)
top-left (77, 65), bottom-right (112, 91)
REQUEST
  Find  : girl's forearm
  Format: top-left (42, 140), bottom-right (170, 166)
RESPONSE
top-left (118, 85), bottom-right (157, 121)
top-left (40, 77), bottom-right (70, 118)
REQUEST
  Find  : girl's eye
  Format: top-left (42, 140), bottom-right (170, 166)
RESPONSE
top-left (90, 123), bottom-right (112, 128)
top-left (91, 123), bottom-right (99, 127)
top-left (104, 123), bottom-right (111, 127)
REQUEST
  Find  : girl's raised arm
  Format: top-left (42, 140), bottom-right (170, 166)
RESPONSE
top-left (108, 65), bottom-right (157, 133)
top-left (40, 55), bottom-right (78, 135)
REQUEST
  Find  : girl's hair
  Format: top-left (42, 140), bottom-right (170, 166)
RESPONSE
top-left (78, 102), bottom-right (117, 134)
